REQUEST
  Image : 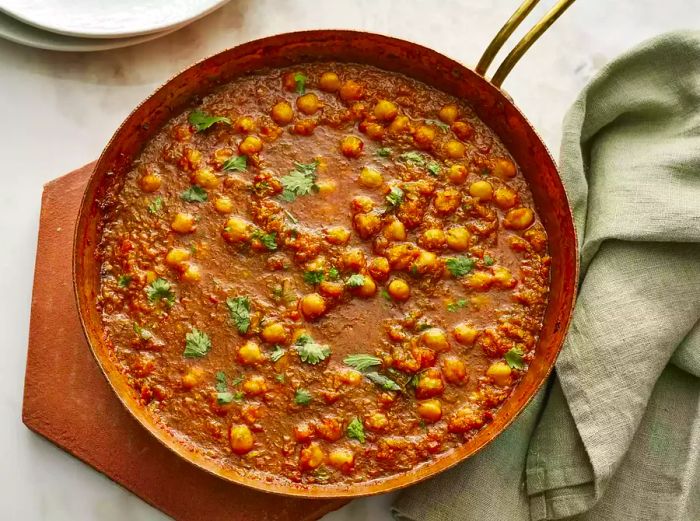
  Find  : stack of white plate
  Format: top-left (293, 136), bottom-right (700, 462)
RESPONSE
top-left (0, 0), bottom-right (229, 51)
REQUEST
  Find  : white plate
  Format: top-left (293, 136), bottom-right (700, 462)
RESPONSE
top-left (0, 0), bottom-right (228, 39)
top-left (0, 10), bottom-right (177, 51)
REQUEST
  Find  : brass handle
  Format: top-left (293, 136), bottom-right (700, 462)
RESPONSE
top-left (476, 0), bottom-right (577, 88)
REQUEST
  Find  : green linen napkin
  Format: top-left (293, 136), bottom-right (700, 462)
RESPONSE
top-left (393, 31), bottom-right (700, 521)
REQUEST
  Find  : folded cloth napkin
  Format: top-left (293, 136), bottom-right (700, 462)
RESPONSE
top-left (393, 31), bottom-right (700, 521)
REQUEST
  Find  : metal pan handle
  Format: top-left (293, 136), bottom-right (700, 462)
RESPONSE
top-left (476, 0), bottom-right (576, 87)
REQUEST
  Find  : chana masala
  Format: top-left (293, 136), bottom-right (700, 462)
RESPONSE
top-left (96, 63), bottom-right (550, 485)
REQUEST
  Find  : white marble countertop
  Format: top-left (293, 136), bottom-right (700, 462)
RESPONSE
top-left (1, 1), bottom-right (696, 519)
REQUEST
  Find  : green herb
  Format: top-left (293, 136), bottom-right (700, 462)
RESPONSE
top-left (230, 375), bottom-right (244, 386)
top-left (294, 73), bottom-right (307, 94)
top-left (346, 417), bottom-right (366, 443)
top-left (183, 328), bottom-right (211, 358)
top-left (215, 371), bottom-right (228, 393)
top-left (312, 466), bottom-right (331, 483)
top-left (409, 373), bottom-right (422, 388)
top-left (344, 354), bottom-right (382, 372)
top-left (181, 185), bottom-right (208, 203)
top-left (284, 209), bottom-right (298, 224)
top-left (505, 347), bottom-right (526, 370)
top-left (147, 196), bottom-right (163, 214)
top-left (365, 371), bottom-right (401, 391)
top-left (415, 322), bottom-right (432, 332)
top-left (398, 151), bottom-right (426, 167)
top-left (280, 161), bottom-right (319, 201)
top-left (188, 110), bottom-right (231, 132)
top-left (270, 345), bottom-right (286, 362)
top-left (425, 118), bottom-right (450, 130)
top-left (145, 278), bottom-right (175, 306)
top-left (480, 167), bottom-right (491, 176)
top-left (222, 155), bottom-right (247, 172)
top-left (427, 161), bottom-right (441, 176)
top-left (251, 230), bottom-right (278, 251)
top-left (132, 322), bottom-right (152, 341)
top-left (294, 388), bottom-right (312, 405)
top-left (376, 147), bottom-right (392, 158)
top-left (446, 299), bottom-right (468, 312)
top-left (118, 275), bottom-right (132, 288)
top-left (483, 255), bottom-right (495, 266)
top-left (275, 373), bottom-right (286, 383)
top-left (303, 270), bottom-right (325, 286)
top-left (226, 296), bottom-right (251, 334)
top-left (446, 256), bottom-right (476, 277)
top-left (216, 392), bottom-right (234, 404)
top-left (345, 274), bottom-right (365, 288)
top-left (385, 186), bottom-right (404, 208)
top-left (295, 334), bottom-right (331, 365)
top-left (380, 289), bottom-right (391, 301)
top-left (327, 267), bottom-right (340, 281)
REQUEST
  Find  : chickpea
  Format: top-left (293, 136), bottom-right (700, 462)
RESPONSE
top-left (242, 374), bottom-right (268, 396)
top-left (165, 247), bottom-right (190, 268)
top-left (469, 180), bottom-right (493, 201)
top-left (414, 367), bottom-right (445, 399)
top-left (453, 324), bottom-right (479, 345)
top-left (420, 228), bottom-right (446, 251)
top-left (354, 275), bottom-right (377, 298)
top-left (341, 248), bottom-right (366, 271)
top-left (339, 80), bottom-right (363, 101)
top-left (234, 116), bottom-right (255, 134)
top-left (421, 328), bottom-right (450, 352)
top-left (181, 367), bottom-right (204, 389)
top-left (340, 135), bottom-right (364, 158)
top-left (319, 71), bottom-right (341, 92)
top-left (373, 100), bottom-right (398, 121)
top-left (214, 196), bottom-right (234, 214)
top-left (140, 173), bottom-right (161, 192)
top-left (417, 399), bottom-right (442, 422)
top-left (319, 280), bottom-right (344, 298)
top-left (238, 135), bottom-right (263, 155)
top-left (414, 125), bottom-right (436, 149)
top-left (317, 416), bottom-right (343, 441)
top-left (385, 243), bottom-right (419, 270)
top-left (351, 195), bottom-right (374, 213)
top-left (193, 168), bottom-right (218, 189)
top-left (487, 361), bottom-right (512, 386)
top-left (365, 412), bottom-right (388, 431)
top-left (447, 164), bottom-right (468, 185)
top-left (368, 257), bottom-right (390, 281)
top-left (452, 121), bottom-right (474, 141)
top-left (171, 213), bottom-right (196, 234)
top-left (181, 263), bottom-right (201, 282)
top-left (293, 422), bottom-right (315, 443)
top-left (387, 278), bottom-right (410, 301)
top-left (238, 341), bottom-right (264, 365)
top-left (493, 266), bottom-right (515, 288)
top-left (282, 71), bottom-right (301, 91)
top-left (358, 167), bottom-right (383, 188)
top-left (296, 93), bottom-right (322, 115)
top-left (325, 226), bottom-right (351, 245)
top-left (144, 270), bottom-right (157, 284)
top-left (504, 208), bottom-right (534, 230)
top-left (271, 101), bottom-right (294, 125)
top-left (353, 212), bottom-right (382, 239)
top-left (438, 104), bottom-right (459, 125)
top-left (466, 271), bottom-right (494, 291)
top-left (223, 216), bottom-right (250, 243)
top-left (493, 186), bottom-right (517, 209)
top-left (448, 404), bottom-right (486, 433)
top-left (299, 442), bottom-right (326, 470)
top-left (328, 448), bottom-right (355, 472)
top-left (389, 115), bottom-right (410, 134)
top-left (412, 250), bottom-right (440, 274)
top-left (300, 293), bottom-right (327, 320)
top-left (338, 368), bottom-right (363, 386)
top-left (433, 188), bottom-right (461, 214)
top-left (293, 118), bottom-right (316, 136)
top-left (363, 122), bottom-right (385, 140)
top-left (229, 424), bottom-right (254, 455)
top-left (261, 322), bottom-right (287, 344)
top-left (444, 140), bottom-right (466, 159)
top-left (442, 355), bottom-right (467, 383)
top-left (349, 102), bottom-right (367, 120)
top-left (445, 226), bottom-right (470, 251)
top-left (383, 218), bottom-right (407, 241)
top-left (493, 158), bottom-right (517, 179)
top-left (317, 179), bottom-right (337, 195)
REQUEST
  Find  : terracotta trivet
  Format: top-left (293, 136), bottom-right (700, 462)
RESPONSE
top-left (22, 163), bottom-right (348, 521)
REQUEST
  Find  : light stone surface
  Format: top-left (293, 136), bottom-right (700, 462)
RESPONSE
top-left (1, 1), bottom-right (696, 519)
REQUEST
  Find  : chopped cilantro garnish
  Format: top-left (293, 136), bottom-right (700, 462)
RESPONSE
top-left (216, 392), bottom-right (234, 404)
top-left (188, 110), bottom-right (231, 132)
top-left (415, 322), bottom-right (432, 332)
top-left (347, 417), bottom-right (366, 443)
top-left (145, 278), bottom-right (175, 306)
top-left (280, 161), bottom-right (319, 201)
top-left (344, 354), bottom-right (382, 371)
top-left (427, 161), bottom-right (441, 176)
top-left (181, 185), bottom-right (208, 203)
top-left (294, 388), bottom-right (312, 405)
top-left (147, 196), bottom-right (163, 214)
top-left (226, 296), bottom-right (250, 334)
top-left (183, 328), bottom-right (211, 358)
top-left (376, 147), bottom-right (392, 158)
top-left (483, 255), bottom-right (495, 266)
top-left (345, 274), bottom-right (366, 288)
top-left (380, 289), bottom-right (391, 301)
top-left (327, 267), bottom-right (340, 280)
top-left (385, 186), bottom-right (404, 208)
top-left (294, 334), bottom-right (331, 364)
top-left (270, 345), bottom-right (286, 362)
top-left (215, 371), bottom-right (228, 393)
top-left (505, 347), bottom-right (526, 370)
top-left (275, 373), bottom-right (286, 383)
top-left (425, 118), bottom-right (450, 130)
top-left (446, 256), bottom-right (476, 277)
top-left (303, 271), bottom-right (325, 286)
top-left (398, 151), bottom-right (426, 167)
top-left (446, 299), bottom-right (468, 312)
top-left (365, 371), bottom-right (401, 391)
top-left (294, 73), bottom-right (307, 94)
top-left (251, 230), bottom-right (278, 251)
top-left (118, 275), bottom-right (132, 288)
top-left (132, 322), bottom-right (152, 341)
top-left (222, 155), bottom-right (247, 172)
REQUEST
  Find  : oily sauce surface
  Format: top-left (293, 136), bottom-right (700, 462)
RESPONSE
top-left (96, 63), bottom-right (550, 486)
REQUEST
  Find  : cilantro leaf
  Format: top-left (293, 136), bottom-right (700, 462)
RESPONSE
top-left (270, 345), bottom-right (286, 362)
top-left (215, 371), bottom-right (228, 392)
top-left (183, 328), bottom-right (211, 358)
top-left (385, 186), bottom-right (404, 208)
top-left (222, 155), bottom-right (247, 172)
top-left (132, 322), bottom-right (152, 341)
top-left (380, 289), bottom-right (391, 301)
top-left (303, 270), bottom-right (325, 286)
top-left (118, 275), bottom-right (132, 288)
top-left (275, 373), bottom-right (285, 383)
top-left (446, 256), bottom-right (476, 277)
top-left (147, 196), bottom-right (163, 214)
top-left (376, 147), bottom-right (392, 158)
top-left (446, 299), bottom-right (468, 312)
top-left (344, 354), bottom-right (382, 372)
top-left (145, 278), bottom-right (175, 306)
top-left (226, 296), bottom-right (251, 334)
top-left (483, 255), bottom-right (495, 266)
top-left (425, 118), bottom-right (450, 130)
top-left (188, 110), bottom-right (231, 132)
top-left (216, 392), bottom-right (234, 404)
top-left (345, 274), bottom-right (365, 288)
top-left (365, 371), bottom-right (401, 391)
top-left (505, 347), bottom-right (526, 370)
top-left (327, 267), bottom-right (340, 280)
top-left (294, 73), bottom-right (307, 94)
top-left (294, 388), bottom-right (312, 405)
top-left (230, 375), bottom-right (244, 386)
top-left (251, 230), bottom-right (278, 251)
top-left (398, 151), bottom-right (426, 167)
top-left (295, 334), bottom-right (331, 364)
top-left (346, 417), bottom-right (366, 443)
top-left (280, 161), bottom-right (319, 201)
top-left (427, 161), bottom-right (441, 176)
top-left (181, 185), bottom-right (208, 203)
